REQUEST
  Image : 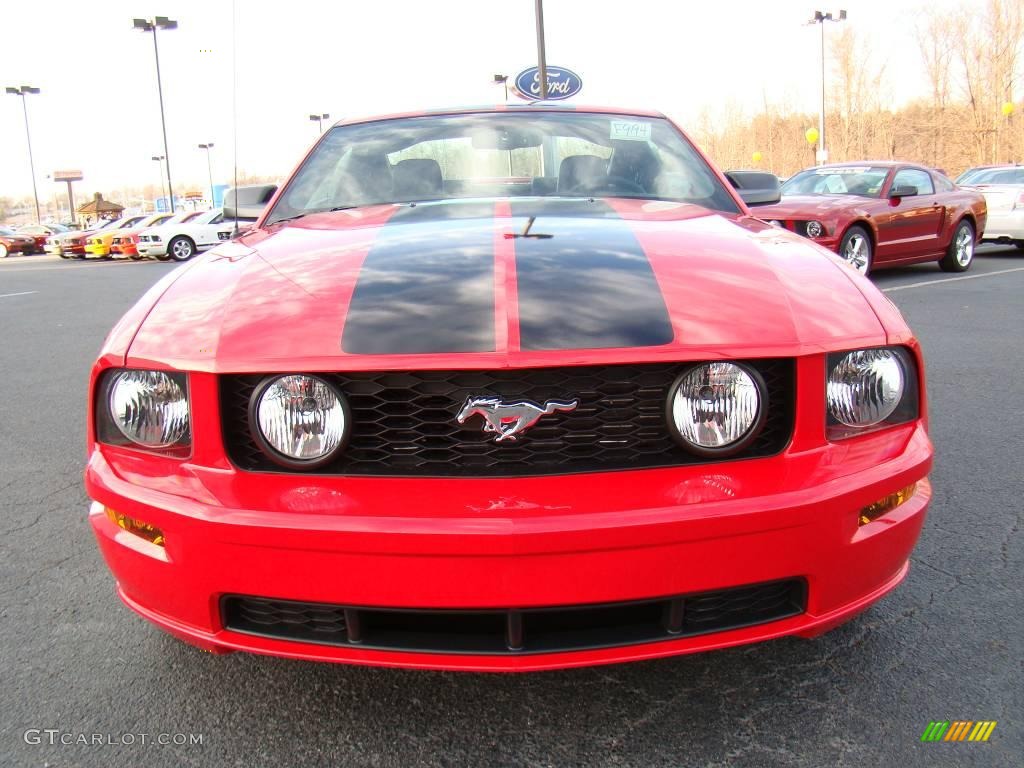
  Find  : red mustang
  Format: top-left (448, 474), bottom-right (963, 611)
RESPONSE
top-left (755, 162), bottom-right (986, 275)
top-left (86, 106), bottom-right (933, 671)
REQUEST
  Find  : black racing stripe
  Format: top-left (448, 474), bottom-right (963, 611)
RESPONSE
top-left (341, 202), bottom-right (497, 354)
top-left (510, 199), bottom-right (674, 350)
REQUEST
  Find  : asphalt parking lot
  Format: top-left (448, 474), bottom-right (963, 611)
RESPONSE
top-left (0, 248), bottom-right (1021, 767)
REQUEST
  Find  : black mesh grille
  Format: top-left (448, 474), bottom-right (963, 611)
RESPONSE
top-left (220, 361), bottom-right (794, 477)
top-left (222, 579), bottom-right (807, 655)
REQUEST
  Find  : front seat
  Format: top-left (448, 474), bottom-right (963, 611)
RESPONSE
top-left (557, 155), bottom-right (608, 193)
top-left (337, 153), bottom-right (394, 206)
top-left (393, 158), bottom-right (444, 201)
top-left (608, 141), bottom-right (661, 192)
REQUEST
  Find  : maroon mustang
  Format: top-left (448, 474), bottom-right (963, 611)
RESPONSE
top-left (755, 162), bottom-right (987, 275)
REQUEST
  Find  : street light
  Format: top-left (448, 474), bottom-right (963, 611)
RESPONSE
top-left (198, 143), bottom-right (215, 207)
top-left (807, 9), bottom-right (846, 166)
top-left (309, 113), bottom-right (330, 133)
top-left (493, 74), bottom-right (509, 101)
top-left (151, 155), bottom-right (168, 212)
top-left (6, 85), bottom-right (42, 222)
top-left (134, 16), bottom-right (178, 211)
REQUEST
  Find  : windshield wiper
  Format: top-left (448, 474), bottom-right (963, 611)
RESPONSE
top-left (268, 206), bottom-right (358, 226)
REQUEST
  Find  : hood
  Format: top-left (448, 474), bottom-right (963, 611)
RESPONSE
top-left (755, 194), bottom-right (872, 219)
top-left (126, 198), bottom-right (888, 372)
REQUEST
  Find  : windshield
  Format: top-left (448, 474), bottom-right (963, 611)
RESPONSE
top-left (782, 166), bottom-right (891, 197)
top-left (962, 167), bottom-right (1024, 185)
top-left (265, 111), bottom-right (739, 224)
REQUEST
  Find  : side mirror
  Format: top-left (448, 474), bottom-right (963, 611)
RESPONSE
top-left (725, 170), bottom-right (782, 206)
top-left (223, 184), bottom-right (278, 222)
top-left (889, 185), bottom-right (918, 200)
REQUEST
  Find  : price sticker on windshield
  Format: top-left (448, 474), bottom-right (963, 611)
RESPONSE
top-left (610, 120), bottom-right (652, 142)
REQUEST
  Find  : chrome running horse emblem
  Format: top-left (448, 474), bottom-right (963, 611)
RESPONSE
top-left (456, 396), bottom-right (579, 442)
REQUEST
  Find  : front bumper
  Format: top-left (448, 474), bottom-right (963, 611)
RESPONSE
top-left (85, 243), bottom-right (111, 257)
top-left (86, 420), bottom-right (932, 671)
top-left (136, 242), bottom-right (167, 257)
top-left (43, 243), bottom-right (64, 256)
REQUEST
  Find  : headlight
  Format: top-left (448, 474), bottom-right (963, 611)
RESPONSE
top-left (827, 347), bottom-right (918, 439)
top-left (667, 362), bottom-right (766, 456)
top-left (251, 374), bottom-right (348, 467)
top-left (805, 220), bottom-right (824, 238)
top-left (105, 369), bottom-right (190, 450)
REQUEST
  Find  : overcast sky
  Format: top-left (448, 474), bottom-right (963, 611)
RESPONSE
top-left (0, 0), bottom-right (948, 201)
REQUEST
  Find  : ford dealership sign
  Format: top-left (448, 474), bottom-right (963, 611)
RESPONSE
top-left (514, 66), bottom-right (583, 101)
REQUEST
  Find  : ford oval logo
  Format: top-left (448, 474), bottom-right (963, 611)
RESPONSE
top-left (514, 66), bottom-right (583, 101)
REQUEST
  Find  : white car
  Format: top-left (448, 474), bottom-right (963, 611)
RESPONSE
top-left (970, 167), bottom-right (1024, 249)
top-left (136, 209), bottom-right (234, 261)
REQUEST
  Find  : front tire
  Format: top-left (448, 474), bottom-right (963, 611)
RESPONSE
top-left (168, 236), bottom-right (196, 262)
top-left (839, 225), bottom-right (873, 275)
top-left (940, 220), bottom-right (975, 272)
top-left (0, 244), bottom-right (8, 258)
top-left (129, 253), bottom-right (144, 261)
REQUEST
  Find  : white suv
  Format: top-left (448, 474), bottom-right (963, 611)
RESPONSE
top-left (136, 209), bottom-right (234, 261)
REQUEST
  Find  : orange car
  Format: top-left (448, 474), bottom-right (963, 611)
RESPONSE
top-left (110, 213), bottom-right (175, 259)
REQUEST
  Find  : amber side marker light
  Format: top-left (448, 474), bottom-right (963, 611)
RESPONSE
top-left (105, 507), bottom-right (165, 546)
top-left (859, 483), bottom-right (917, 526)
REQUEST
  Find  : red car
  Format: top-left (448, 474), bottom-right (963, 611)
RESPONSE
top-left (86, 106), bottom-right (933, 671)
top-left (755, 162), bottom-right (987, 275)
top-left (0, 226), bottom-right (38, 258)
top-left (16, 223), bottom-right (68, 253)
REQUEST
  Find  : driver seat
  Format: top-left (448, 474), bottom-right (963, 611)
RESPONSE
top-left (557, 155), bottom-right (608, 193)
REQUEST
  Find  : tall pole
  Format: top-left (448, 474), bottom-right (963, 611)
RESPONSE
top-left (151, 27), bottom-right (175, 212)
top-left (65, 180), bottom-right (76, 225)
top-left (205, 149), bottom-right (214, 207)
top-left (7, 87), bottom-right (42, 222)
top-left (152, 156), bottom-right (168, 211)
top-left (535, 0), bottom-right (548, 100)
top-left (819, 20), bottom-right (826, 166)
top-left (19, 95), bottom-right (41, 222)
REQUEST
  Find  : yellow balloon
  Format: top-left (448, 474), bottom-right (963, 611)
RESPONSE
top-left (752, 151), bottom-right (763, 163)
top-left (1002, 101), bottom-right (1015, 117)
top-left (805, 127), bottom-right (819, 145)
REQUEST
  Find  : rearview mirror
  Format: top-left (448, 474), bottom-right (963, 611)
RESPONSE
top-left (223, 184), bottom-right (278, 221)
top-left (724, 171), bottom-right (782, 206)
top-left (889, 185), bottom-right (918, 199)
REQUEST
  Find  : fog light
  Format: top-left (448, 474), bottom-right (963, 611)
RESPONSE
top-left (859, 483), bottom-right (917, 526)
top-left (105, 507), bottom-right (165, 546)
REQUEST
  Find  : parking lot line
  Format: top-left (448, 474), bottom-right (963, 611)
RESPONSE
top-left (0, 261), bottom-right (157, 274)
top-left (882, 266), bottom-right (1024, 293)
top-left (0, 291), bottom-right (39, 299)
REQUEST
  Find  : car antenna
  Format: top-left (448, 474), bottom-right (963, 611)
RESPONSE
top-left (231, 0), bottom-right (239, 237)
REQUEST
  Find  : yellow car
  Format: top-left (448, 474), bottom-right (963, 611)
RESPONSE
top-left (84, 214), bottom-right (149, 258)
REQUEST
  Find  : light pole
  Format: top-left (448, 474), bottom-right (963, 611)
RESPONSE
top-left (309, 113), bottom-right (329, 133)
top-left (6, 85), bottom-right (42, 222)
top-left (152, 155), bottom-right (168, 212)
top-left (198, 143), bottom-right (215, 207)
top-left (493, 74), bottom-right (509, 101)
top-left (534, 0), bottom-right (548, 99)
top-left (807, 9), bottom-right (846, 165)
top-left (134, 16), bottom-right (178, 211)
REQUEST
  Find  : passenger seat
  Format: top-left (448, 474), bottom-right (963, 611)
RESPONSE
top-left (393, 158), bottom-right (444, 201)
